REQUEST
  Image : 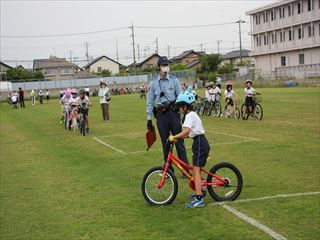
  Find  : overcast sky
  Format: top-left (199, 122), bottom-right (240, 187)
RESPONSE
top-left (0, 0), bottom-right (276, 67)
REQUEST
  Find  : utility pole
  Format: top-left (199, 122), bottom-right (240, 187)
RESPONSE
top-left (167, 45), bottom-right (170, 59)
top-left (85, 42), bottom-right (89, 63)
top-left (155, 38), bottom-right (159, 54)
top-left (130, 23), bottom-right (136, 63)
top-left (69, 50), bottom-right (73, 63)
top-left (217, 40), bottom-right (222, 54)
top-left (137, 44), bottom-right (140, 61)
top-left (200, 43), bottom-right (203, 52)
top-left (236, 19), bottom-right (246, 64)
top-left (116, 38), bottom-right (119, 62)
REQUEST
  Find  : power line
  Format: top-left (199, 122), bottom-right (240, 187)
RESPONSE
top-left (135, 22), bottom-right (235, 29)
top-left (1, 27), bottom-right (129, 38)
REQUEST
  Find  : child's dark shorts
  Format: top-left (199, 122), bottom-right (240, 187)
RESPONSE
top-left (192, 135), bottom-right (210, 167)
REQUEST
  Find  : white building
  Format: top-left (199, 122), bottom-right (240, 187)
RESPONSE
top-left (83, 55), bottom-right (121, 75)
top-left (246, 0), bottom-right (320, 79)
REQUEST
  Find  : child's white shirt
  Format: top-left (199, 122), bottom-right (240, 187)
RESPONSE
top-left (205, 89), bottom-right (211, 101)
top-left (11, 95), bottom-right (17, 102)
top-left (225, 90), bottom-right (234, 98)
top-left (213, 87), bottom-right (221, 101)
top-left (182, 111), bottom-right (205, 138)
top-left (244, 87), bottom-right (255, 97)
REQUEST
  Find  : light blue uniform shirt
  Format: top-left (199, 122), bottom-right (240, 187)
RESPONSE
top-left (146, 74), bottom-right (182, 120)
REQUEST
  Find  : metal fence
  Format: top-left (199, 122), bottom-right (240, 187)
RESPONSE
top-left (3, 70), bottom-right (196, 92)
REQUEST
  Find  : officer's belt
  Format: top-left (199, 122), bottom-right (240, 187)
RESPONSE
top-left (155, 102), bottom-right (176, 113)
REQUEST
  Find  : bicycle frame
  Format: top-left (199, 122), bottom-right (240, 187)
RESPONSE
top-left (157, 142), bottom-right (227, 190)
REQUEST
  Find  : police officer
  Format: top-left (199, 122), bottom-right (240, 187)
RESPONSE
top-left (146, 56), bottom-right (189, 172)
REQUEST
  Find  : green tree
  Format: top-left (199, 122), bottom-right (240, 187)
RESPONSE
top-left (217, 62), bottom-right (234, 74)
top-left (99, 69), bottom-right (112, 77)
top-left (6, 68), bottom-right (44, 81)
top-left (170, 64), bottom-right (187, 71)
top-left (199, 54), bottom-right (222, 73)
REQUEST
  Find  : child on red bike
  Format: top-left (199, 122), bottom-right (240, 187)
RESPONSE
top-left (169, 86), bottom-right (210, 208)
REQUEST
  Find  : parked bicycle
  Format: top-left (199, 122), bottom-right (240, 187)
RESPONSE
top-left (202, 96), bottom-right (222, 118)
top-left (141, 141), bottom-right (243, 205)
top-left (241, 94), bottom-right (263, 121)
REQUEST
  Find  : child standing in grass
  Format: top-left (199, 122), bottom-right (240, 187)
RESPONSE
top-left (169, 86), bottom-right (210, 208)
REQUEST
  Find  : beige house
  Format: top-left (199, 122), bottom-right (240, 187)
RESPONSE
top-left (171, 50), bottom-right (206, 69)
top-left (33, 56), bottom-right (77, 80)
top-left (246, 0), bottom-right (320, 78)
top-left (0, 61), bottom-right (13, 72)
top-left (83, 55), bottom-right (121, 75)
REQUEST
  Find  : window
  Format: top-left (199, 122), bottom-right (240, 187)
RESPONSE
top-left (256, 36), bottom-right (259, 46)
top-left (279, 8), bottom-right (282, 18)
top-left (298, 2), bottom-right (301, 14)
top-left (280, 32), bottom-right (283, 42)
top-left (271, 11), bottom-right (274, 21)
top-left (275, 33), bottom-right (277, 43)
top-left (298, 28), bottom-right (302, 39)
top-left (97, 67), bottom-right (102, 73)
top-left (272, 33), bottom-right (274, 44)
top-left (264, 35), bottom-right (267, 45)
top-left (289, 30), bottom-right (292, 40)
top-left (299, 54), bottom-right (305, 64)
top-left (266, 12), bottom-right (268, 22)
top-left (308, 0), bottom-right (312, 11)
top-left (256, 15), bottom-right (259, 25)
top-left (281, 56), bottom-right (286, 66)
top-left (312, 25), bottom-right (315, 36)
top-left (308, 25), bottom-right (312, 37)
top-left (267, 34), bottom-right (269, 44)
top-left (283, 30), bottom-right (286, 41)
top-left (263, 12), bottom-right (266, 22)
top-left (288, 5), bottom-right (291, 16)
top-left (283, 7), bottom-right (285, 18)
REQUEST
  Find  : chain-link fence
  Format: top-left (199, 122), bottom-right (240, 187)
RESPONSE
top-left (1, 70), bottom-right (196, 92)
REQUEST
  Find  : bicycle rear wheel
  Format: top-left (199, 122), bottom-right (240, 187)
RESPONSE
top-left (234, 107), bottom-right (240, 119)
top-left (253, 104), bottom-right (263, 121)
top-left (64, 112), bottom-right (68, 130)
top-left (206, 162), bottom-right (243, 202)
top-left (141, 166), bottom-right (178, 206)
top-left (241, 104), bottom-right (249, 120)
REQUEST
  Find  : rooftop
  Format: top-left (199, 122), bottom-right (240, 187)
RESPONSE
top-left (33, 56), bottom-right (77, 70)
top-left (171, 50), bottom-right (206, 61)
top-left (246, 0), bottom-right (296, 15)
top-left (83, 55), bottom-right (123, 69)
top-left (222, 49), bottom-right (251, 60)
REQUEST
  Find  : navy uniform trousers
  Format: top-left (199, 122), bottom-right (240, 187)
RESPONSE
top-left (156, 109), bottom-right (189, 167)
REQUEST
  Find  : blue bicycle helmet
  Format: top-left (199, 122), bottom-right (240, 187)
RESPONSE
top-left (176, 86), bottom-right (195, 105)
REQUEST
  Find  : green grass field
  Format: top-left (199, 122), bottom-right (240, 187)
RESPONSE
top-left (1, 87), bottom-right (319, 240)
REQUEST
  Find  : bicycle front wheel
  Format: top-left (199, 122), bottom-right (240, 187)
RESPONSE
top-left (214, 102), bottom-right (221, 118)
top-left (241, 104), bottom-right (249, 120)
top-left (253, 104), bottom-right (263, 121)
top-left (141, 166), bottom-right (178, 206)
top-left (206, 162), bottom-right (243, 202)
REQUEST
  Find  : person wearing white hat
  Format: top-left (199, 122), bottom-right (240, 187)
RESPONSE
top-left (98, 80), bottom-right (111, 122)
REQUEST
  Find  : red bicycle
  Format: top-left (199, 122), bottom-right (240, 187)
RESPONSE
top-left (142, 141), bottom-right (243, 205)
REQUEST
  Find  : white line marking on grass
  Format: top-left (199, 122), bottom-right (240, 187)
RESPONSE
top-left (92, 137), bottom-right (126, 154)
top-left (222, 204), bottom-right (287, 240)
top-left (206, 130), bottom-right (261, 141)
top-left (210, 191), bottom-right (320, 206)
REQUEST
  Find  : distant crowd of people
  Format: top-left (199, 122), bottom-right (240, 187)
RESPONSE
top-left (7, 88), bottom-right (50, 109)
